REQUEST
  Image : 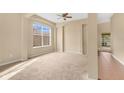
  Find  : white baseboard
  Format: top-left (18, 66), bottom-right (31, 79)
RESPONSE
top-left (112, 55), bottom-right (124, 65)
top-left (29, 50), bottom-right (54, 58)
top-left (64, 51), bottom-right (82, 55)
top-left (0, 59), bottom-right (21, 67)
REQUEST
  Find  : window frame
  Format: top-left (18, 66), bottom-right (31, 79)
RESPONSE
top-left (32, 22), bottom-right (52, 48)
top-left (101, 33), bottom-right (111, 47)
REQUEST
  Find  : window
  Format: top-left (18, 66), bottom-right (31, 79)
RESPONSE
top-left (101, 33), bottom-right (111, 47)
top-left (33, 22), bottom-right (51, 47)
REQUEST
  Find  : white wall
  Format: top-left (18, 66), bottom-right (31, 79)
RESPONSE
top-left (56, 19), bottom-right (87, 54)
top-left (0, 14), bottom-right (22, 65)
top-left (111, 14), bottom-right (124, 63)
top-left (87, 13), bottom-right (98, 79)
top-left (20, 15), bottom-right (29, 61)
top-left (64, 19), bottom-right (87, 54)
top-left (56, 24), bottom-right (64, 52)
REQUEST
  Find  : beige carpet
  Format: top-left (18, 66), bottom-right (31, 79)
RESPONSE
top-left (9, 52), bottom-right (87, 80)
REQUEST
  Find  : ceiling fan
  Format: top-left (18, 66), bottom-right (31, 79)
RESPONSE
top-left (57, 13), bottom-right (72, 20)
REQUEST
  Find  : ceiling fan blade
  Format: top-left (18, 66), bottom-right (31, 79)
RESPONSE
top-left (66, 16), bottom-right (72, 18)
top-left (56, 13), bottom-right (72, 21)
top-left (63, 13), bottom-right (68, 17)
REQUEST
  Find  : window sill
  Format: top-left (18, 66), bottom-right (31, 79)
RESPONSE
top-left (33, 45), bottom-right (51, 49)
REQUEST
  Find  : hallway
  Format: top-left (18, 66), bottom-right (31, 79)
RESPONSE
top-left (99, 52), bottom-right (124, 80)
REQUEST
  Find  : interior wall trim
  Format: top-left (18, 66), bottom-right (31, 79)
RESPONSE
top-left (62, 26), bottom-right (65, 52)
